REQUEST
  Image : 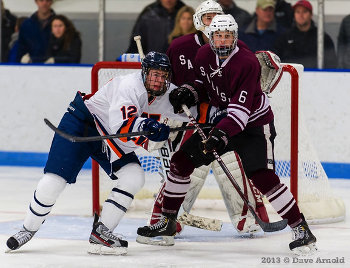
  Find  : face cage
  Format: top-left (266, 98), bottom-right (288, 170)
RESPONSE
top-left (142, 67), bottom-right (171, 97)
top-left (209, 32), bottom-right (237, 58)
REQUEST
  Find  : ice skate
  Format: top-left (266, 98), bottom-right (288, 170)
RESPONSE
top-left (151, 212), bottom-right (183, 234)
top-left (88, 214), bottom-right (128, 255)
top-left (289, 214), bottom-right (317, 256)
top-left (6, 227), bottom-right (36, 252)
top-left (137, 213), bottom-right (177, 246)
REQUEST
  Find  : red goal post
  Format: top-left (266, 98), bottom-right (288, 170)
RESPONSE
top-left (90, 61), bottom-right (345, 224)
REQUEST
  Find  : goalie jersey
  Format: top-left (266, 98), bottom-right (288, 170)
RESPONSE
top-left (85, 71), bottom-right (197, 162)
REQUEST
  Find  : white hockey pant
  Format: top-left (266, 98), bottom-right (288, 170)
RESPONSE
top-left (100, 163), bottom-right (145, 231)
top-left (24, 173), bottom-right (67, 232)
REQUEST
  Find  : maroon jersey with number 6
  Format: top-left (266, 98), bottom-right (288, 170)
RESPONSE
top-left (194, 44), bottom-right (274, 137)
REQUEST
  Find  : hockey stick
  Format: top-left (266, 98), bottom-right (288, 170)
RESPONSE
top-left (181, 105), bottom-right (288, 232)
top-left (44, 118), bottom-right (211, 143)
top-left (133, 35), bottom-right (145, 59)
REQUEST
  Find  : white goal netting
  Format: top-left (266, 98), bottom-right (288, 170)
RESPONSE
top-left (91, 62), bottom-right (345, 224)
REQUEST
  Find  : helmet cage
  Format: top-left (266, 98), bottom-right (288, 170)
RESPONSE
top-left (209, 15), bottom-right (238, 57)
top-left (141, 52), bottom-right (172, 97)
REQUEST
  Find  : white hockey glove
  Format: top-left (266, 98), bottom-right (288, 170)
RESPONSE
top-left (255, 51), bottom-right (283, 94)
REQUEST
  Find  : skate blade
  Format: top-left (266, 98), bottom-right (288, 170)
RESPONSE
top-left (291, 242), bottom-right (318, 256)
top-left (136, 235), bottom-right (174, 246)
top-left (5, 247), bottom-right (14, 253)
top-left (87, 243), bottom-right (127, 256)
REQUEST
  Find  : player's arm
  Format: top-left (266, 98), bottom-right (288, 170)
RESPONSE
top-left (109, 85), bottom-right (170, 143)
top-left (215, 63), bottom-right (259, 137)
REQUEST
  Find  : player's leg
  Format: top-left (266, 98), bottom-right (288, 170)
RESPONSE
top-left (233, 122), bottom-right (317, 254)
top-left (6, 112), bottom-right (93, 252)
top-left (88, 152), bottom-right (143, 255)
top-left (137, 132), bottom-right (213, 245)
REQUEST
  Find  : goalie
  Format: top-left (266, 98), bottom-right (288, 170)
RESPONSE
top-left (145, 0), bottom-right (283, 235)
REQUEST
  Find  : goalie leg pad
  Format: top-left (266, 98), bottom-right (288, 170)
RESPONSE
top-left (212, 152), bottom-right (263, 233)
top-left (24, 173), bottom-right (66, 231)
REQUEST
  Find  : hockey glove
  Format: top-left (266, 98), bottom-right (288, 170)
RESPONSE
top-left (169, 84), bottom-right (198, 114)
top-left (140, 118), bottom-right (170, 142)
top-left (202, 128), bottom-right (228, 154)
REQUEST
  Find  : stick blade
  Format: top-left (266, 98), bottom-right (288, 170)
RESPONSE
top-left (257, 218), bottom-right (288, 232)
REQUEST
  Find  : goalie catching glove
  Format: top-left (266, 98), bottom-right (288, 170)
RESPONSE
top-left (202, 128), bottom-right (228, 154)
top-left (169, 84), bottom-right (198, 114)
top-left (255, 50), bottom-right (283, 94)
top-left (139, 118), bottom-right (170, 142)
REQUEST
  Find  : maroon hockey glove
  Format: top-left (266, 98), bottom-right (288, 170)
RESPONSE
top-left (169, 84), bottom-right (198, 114)
top-left (202, 128), bottom-right (228, 154)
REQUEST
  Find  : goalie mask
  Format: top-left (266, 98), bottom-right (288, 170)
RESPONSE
top-left (142, 51), bottom-right (172, 97)
top-left (209, 14), bottom-right (238, 58)
top-left (193, 0), bottom-right (223, 38)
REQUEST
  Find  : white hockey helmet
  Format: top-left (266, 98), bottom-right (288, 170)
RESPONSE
top-left (209, 14), bottom-right (238, 57)
top-left (193, 0), bottom-right (223, 38)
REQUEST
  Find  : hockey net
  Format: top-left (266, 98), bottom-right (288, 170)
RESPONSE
top-left (91, 61), bottom-right (345, 224)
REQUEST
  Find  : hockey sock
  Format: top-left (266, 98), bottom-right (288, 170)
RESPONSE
top-left (162, 151), bottom-right (194, 214)
top-left (24, 173), bottom-right (66, 231)
top-left (251, 169), bottom-right (301, 226)
top-left (100, 163), bottom-right (144, 231)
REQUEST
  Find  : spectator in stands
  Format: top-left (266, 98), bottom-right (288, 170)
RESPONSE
top-left (16, 0), bottom-right (55, 63)
top-left (7, 17), bottom-right (27, 63)
top-left (125, 0), bottom-right (185, 54)
top-left (44, 15), bottom-right (82, 64)
top-left (1, 0), bottom-right (17, 62)
top-left (239, 0), bottom-right (285, 52)
top-left (274, 0), bottom-right (337, 69)
top-left (337, 14), bottom-right (350, 69)
top-left (168, 5), bottom-right (196, 44)
top-left (274, 0), bottom-right (294, 29)
top-left (216, 0), bottom-right (251, 28)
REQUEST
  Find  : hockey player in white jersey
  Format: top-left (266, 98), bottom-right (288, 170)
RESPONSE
top-left (6, 51), bottom-right (208, 255)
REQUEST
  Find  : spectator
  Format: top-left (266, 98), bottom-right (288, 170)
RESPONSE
top-left (274, 0), bottom-right (294, 29)
top-left (1, 0), bottom-right (17, 62)
top-left (16, 0), bottom-right (55, 63)
top-left (168, 5), bottom-right (196, 44)
top-left (45, 15), bottom-right (82, 64)
top-left (274, 0), bottom-right (337, 69)
top-left (239, 0), bottom-right (285, 52)
top-left (337, 14), bottom-right (350, 69)
top-left (216, 0), bottom-right (251, 28)
top-left (7, 17), bottom-right (27, 62)
top-left (125, 0), bottom-right (185, 54)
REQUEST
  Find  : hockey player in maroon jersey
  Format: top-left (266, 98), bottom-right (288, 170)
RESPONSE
top-left (137, 14), bottom-right (317, 255)
top-left (149, 0), bottom-right (269, 235)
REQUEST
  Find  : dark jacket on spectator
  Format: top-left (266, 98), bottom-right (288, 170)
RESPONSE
top-left (239, 17), bottom-right (286, 52)
top-left (125, 0), bottom-right (185, 54)
top-left (337, 15), bottom-right (350, 69)
top-left (222, 2), bottom-right (252, 28)
top-left (274, 21), bottom-right (337, 69)
top-left (16, 10), bottom-right (55, 63)
top-left (275, 0), bottom-right (294, 29)
top-left (46, 32), bottom-right (82, 63)
top-left (1, 9), bottom-right (17, 62)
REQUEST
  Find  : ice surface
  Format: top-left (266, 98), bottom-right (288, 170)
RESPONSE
top-left (0, 167), bottom-right (349, 267)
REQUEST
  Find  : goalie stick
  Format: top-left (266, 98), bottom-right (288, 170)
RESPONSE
top-left (44, 118), bottom-right (210, 143)
top-left (181, 105), bottom-right (288, 232)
